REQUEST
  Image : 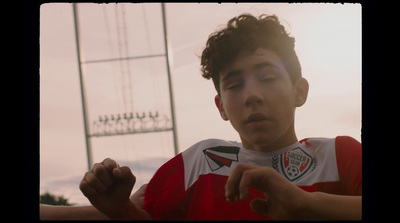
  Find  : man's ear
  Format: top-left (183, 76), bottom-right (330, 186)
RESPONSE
top-left (214, 95), bottom-right (229, 121)
top-left (294, 78), bottom-right (309, 107)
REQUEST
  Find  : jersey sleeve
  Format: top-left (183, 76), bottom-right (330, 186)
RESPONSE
top-left (143, 153), bottom-right (188, 220)
top-left (335, 136), bottom-right (362, 195)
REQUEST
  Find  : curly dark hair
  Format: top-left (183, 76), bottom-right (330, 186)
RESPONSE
top-left (200, 14), bottom-right (302, 95)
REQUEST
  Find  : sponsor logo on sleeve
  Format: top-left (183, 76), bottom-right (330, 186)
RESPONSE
top-left (203, 146), bottom-right (240, 171)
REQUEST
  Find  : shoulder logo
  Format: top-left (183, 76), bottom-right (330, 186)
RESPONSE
top-left (203, 146), bottom-right (240, 171)
top-left (273, 147), bottom-right (314, 182)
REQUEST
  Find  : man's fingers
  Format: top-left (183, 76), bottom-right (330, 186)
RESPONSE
top-left (113, 166), bottom-right (136, 185)
top-left (101, 158), bottom-right (120, 173)
top-left (226, 164), bottom-right (277, 202)
top-left (250, 198), bottom-right (270, 215)
top-left (92, 163), bottom-right (114, 187)
top-left (86, 158), bottom-right (120, 189)
top-left (83, 171), bottom-right (108, 193)
top-left (225, 163), bottom-right (256, 201)
top-left (238, 169), bottom-right (255, 200)
top-left (225, 165), bottom-right (241, 201)
top-left (80, 178), bottom-right (98, 198)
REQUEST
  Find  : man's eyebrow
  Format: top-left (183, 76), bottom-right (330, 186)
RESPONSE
top-left (253, 61), bottom-right (278, 71)
top-left (222, 69), bottom-right (243, 82)
top-left (222, 61), bottom-right (279, 82)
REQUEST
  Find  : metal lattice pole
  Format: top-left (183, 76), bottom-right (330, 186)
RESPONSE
top-left (161, 3), bottom-right (179, 156)
top-left (72, 3), bottom-right (93, 171)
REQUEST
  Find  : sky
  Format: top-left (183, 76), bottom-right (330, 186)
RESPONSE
top-left (40, 3), bottom-right (361, 205)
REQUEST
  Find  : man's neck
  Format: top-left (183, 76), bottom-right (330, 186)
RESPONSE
top-left (240, 127), bottom-right (298, 153)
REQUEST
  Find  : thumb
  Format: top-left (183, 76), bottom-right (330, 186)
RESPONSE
top-left (250, 198), bottom-right (270, 215)
top-left (113, 166), bottom-right (136, 185)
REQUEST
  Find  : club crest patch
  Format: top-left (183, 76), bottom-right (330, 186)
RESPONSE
top-left (272, 147), bottom-right (314, 182)
top-left (203, 146), bottom-right (240, 171)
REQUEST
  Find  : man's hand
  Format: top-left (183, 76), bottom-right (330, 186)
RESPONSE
top-left (79, 158), bottom-right (151, 220)
top-left (225, 163), bottom-right (361, 220)
top-left (225, 163), bottom-right (309, 220)
top-left (40, 182), bottom-right (150, 220)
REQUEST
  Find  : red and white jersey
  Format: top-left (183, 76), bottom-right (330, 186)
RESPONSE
top-left (143, 136), bottom-right (362, 220)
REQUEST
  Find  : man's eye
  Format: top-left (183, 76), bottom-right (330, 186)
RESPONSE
top-left (227, 81), bottom-right (243, 89)
top-left (259, 73), bottom-right (277, 82)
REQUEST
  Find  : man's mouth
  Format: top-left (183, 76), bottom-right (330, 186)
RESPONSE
top-left (244, 113), bottom-right (269, 125)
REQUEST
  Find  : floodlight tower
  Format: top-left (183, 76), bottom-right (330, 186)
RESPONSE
top-left (72, 3), bottom-right (179, 171)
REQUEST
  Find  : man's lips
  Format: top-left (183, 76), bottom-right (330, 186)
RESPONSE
top-left (244, 113), bottom-right (269, 125)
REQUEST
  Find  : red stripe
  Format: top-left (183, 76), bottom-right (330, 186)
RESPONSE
top-left (206, 152), bottom-right (232, 167)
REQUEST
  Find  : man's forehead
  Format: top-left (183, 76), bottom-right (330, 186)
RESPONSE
top-left (219, 48), bottom-right (283, 79)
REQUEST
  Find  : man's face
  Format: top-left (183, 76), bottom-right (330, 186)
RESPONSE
top-left (215, 48), bottom-right (308, 151)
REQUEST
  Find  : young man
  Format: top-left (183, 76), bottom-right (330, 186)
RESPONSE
top-left (79, 14), bottom-right (361, 220)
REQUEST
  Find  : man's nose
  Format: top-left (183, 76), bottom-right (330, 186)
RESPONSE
top-left (243, 78), bottom-right (264, 107)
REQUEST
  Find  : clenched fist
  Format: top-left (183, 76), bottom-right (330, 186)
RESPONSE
top-left (79, 158), bottom-right (151, 220)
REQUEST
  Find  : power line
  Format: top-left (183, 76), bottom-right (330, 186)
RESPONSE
top-left (82, 54), bottom-right (165, 64)
top-left (102, 4), bottom-right (123, 114)
top-left (114, 4), bottom-right (134, 113)
top-left (73, 3), bottom-right (179, 171)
